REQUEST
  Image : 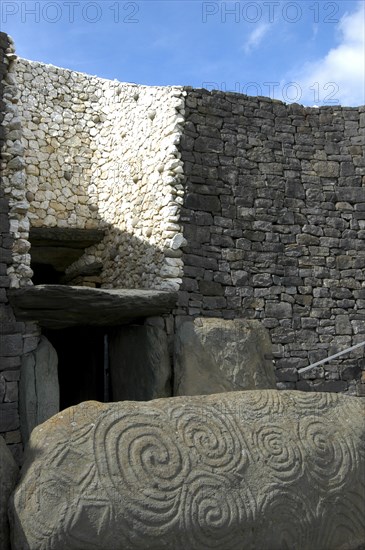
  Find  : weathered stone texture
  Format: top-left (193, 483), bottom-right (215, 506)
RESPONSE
top-left (0, 33), bottom-right (31, 290)
top-left (9, 285), bottom-right (178, 329)
top-left (1, 31), bottom-right (365, 455)
top-left (174, 318), bottom-right (275, 395)
top-left (109, 324), bottom-right (171, 401)
top-left (0, 32), bottom-right (28, 459)
top-left (9, 391), bottom-right (365, 549)
top-left (0, 402), bottom-right (19, 433)
top-left (19, 335), bottom-right (59, 444)
top-left (178, 89), bottom-right (365, 394)
top-left (0, 435), bottom-right (19, 550)
top-left (14, 58), bottom-right (186, 292)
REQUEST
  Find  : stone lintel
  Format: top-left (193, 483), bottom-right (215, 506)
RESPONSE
top-left (8, 284), bottom-right (177, 329)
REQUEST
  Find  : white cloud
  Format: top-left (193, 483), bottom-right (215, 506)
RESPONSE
top-left (288, 2), bottom-right (365, 106)
top-left (243, 23), bottom-right (270, 54)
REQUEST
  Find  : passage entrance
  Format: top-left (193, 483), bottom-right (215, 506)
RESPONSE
top-left (44, 327), bottom-right (106, 410)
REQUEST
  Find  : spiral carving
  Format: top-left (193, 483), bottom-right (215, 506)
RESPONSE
top-left (94, 407), bottom-right (189, 537)
top-left (171, 404), bottom-right (248, 475)
top-left (181, 472), bottom-right (250, 550)
top-left (251, 423), bottom-right (304, 482)
top-left (12, 391), bottom-right (364, 550)
top-left (243, 389), bottom-right (284, 415)
top-left (299, 416), bottom-right (353, 492)
top-left (290, 391), bottom-right (337, 412)
top-left (258, 489), bottom-right (314, 550)
top-left (16, 475), bottom-right (70, 550)
top-left (335, 398), bottom-right (365, 461)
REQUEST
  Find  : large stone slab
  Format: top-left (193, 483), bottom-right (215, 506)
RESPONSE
top-left (29, 227), bottom-right (105, 272)
top-left (0, 436), bottom-right (18, 550)
top-left (109, 324), bottom-right (171, 401)
top-left (174, 318), bottom-right (276, 396)
top-left (19, 335), bottom-right (59, 443)
top-left (8, 285), bottom-right (178, 329)
top-left (9, 390), bottom-right (365, 550)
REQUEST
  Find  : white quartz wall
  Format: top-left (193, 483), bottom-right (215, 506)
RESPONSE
top-left (14, 59), bottom-right (186, 290)
top-left (79, 79), bottom-right (186, 291)
top-left (15, 59), bottom-right (98, 230)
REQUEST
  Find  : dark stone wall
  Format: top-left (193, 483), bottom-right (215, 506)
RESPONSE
top-left (0, 33), bottom-right (26, 463)
top-left (178, 88), bottom-right (365, 396)
top-left (1, 34), bottom-right (364, 463)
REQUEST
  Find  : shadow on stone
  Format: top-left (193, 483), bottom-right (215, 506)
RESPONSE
top-left (174, 317), bottom-right (276, 396)
top-left (8, 391), bottom-right (365, 550)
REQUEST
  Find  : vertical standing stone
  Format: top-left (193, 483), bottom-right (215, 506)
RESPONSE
top-left (174, 318), bottom-right (276, 396)
top-left (0, 435), bottom-right (18, 550)
top-left (19, 336), bottom-right (59, 444)
top-left (108, 324), bottom-right (171, 401)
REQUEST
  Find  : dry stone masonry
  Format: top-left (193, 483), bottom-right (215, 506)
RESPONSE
top-left (9, 390), bottom-right (365, 550)
top-left (0, 34), bottom-right (40, 465)
top-left (15, 58), bottom-right (186, 292)
top-left (0, 31), bottom-right (365, 463)
top-left (178, 89), bottom-right (365, 396)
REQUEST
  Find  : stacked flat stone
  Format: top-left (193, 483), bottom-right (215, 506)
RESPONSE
top-left (1, 32), bottom-right (365, 468)
top-left (15, 59), bottom-right (186, 291)
top-left (178, 89), bottom-right (365, 395)
top-left (0, 33), bottom-right (40, 464)
top-left (1, 39), bottom-right (32, 289)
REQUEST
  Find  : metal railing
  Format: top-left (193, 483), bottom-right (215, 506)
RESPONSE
top-left (298, 340), bottom-right (365, 375)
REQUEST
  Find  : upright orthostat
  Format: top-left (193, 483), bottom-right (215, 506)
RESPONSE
top-left (9, 390), bottom-right (365, 550)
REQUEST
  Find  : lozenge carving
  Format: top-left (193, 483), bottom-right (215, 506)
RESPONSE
top-left (9, 390), bottom-right (365, 549)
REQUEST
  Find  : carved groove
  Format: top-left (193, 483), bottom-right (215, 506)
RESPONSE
top-left (10, 391), bottom-right (365, 550)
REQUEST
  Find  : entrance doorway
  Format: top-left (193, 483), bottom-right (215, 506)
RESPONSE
top-left (43, 326), bottom-right (107, 410)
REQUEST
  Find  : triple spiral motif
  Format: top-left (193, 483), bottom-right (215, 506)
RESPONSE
top-left (44, 390), bottom-right (363, 549)
top-left (251, 423), bottom-right (303, 483)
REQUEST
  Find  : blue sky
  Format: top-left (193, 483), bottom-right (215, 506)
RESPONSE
top-left (1, 0), bottom-right (364, 106)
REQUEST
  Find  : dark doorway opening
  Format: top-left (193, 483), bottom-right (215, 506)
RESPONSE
top-left (44, 326), bottom-right (107, 410)
top-left (31, 263), bottom-right (64, 285)
top-left (29, 227), bottom-right (105, 286)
